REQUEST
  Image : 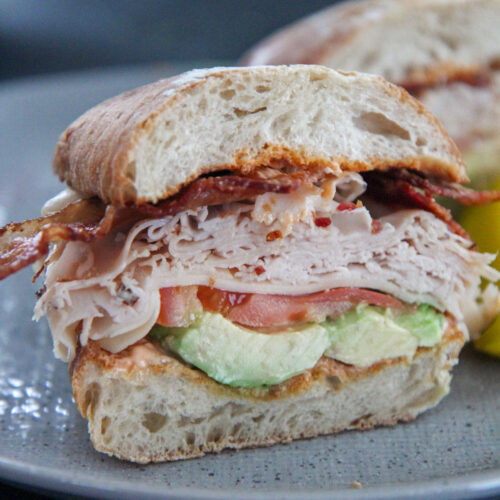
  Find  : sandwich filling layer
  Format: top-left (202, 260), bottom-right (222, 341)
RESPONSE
top-left (34, 171), bottom-right (500, 362)
top-left (148, 305), bottom-right (444, 388)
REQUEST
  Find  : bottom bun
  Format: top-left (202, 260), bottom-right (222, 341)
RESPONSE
top-left (71, 324), bottom-right (464, 463)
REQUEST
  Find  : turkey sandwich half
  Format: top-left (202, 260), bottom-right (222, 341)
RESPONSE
top-left (1, 65), bottom-right (499, 463)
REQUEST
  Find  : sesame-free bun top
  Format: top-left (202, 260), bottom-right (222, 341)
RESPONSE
top-left (53, 65), bottom-right (465, 206)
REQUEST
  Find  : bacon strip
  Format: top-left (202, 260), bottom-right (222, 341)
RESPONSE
top-left (0, 173), bottom-right (314, 281)
top-left (363, 168), bottom-right (500, 240)
top-left (0, 199), bottom-right (113, 281)
top-left (158, 286), bottom-right (404, 329)
top-left (397, 181), bottom-right (470, 240)
top-left (385, 168), bottom-right (500, 206)
top-left (135, 172), bottom-right (315, 217)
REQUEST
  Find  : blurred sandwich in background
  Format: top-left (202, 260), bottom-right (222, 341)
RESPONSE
top-left (243, 0), bottom-right (500, 189)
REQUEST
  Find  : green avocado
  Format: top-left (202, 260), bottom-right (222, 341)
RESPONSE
top-left (149, 304), bottom-right (444, 387)
top-left (322, 304), bottom-right (443, 367)
top-left (392, 304), bottom-right (444, 347)
top-left (150, 314), bottom-right (330, 387)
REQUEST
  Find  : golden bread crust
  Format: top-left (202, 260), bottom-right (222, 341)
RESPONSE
top-left (53, 73), bottom-right (209, 206)
top-left (53, 66), bottom-right (465, 206)
top-left (69, 322), bottom-right (465, 462)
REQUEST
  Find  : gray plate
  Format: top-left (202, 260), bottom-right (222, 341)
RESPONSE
top-left (0, 64), bottom-right (499, 500)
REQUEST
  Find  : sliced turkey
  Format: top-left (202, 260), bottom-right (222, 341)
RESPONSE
top-left (33, 172), bottom-right (500, 361)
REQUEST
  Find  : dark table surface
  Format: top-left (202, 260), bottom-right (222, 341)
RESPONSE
top-left (0, 0), bottom-right (339, 81)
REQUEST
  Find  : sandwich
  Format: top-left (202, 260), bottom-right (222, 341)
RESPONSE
top-left (242, 0), bottom-right (500, 188)
top-left (1, 65), bottom-right (499, 463)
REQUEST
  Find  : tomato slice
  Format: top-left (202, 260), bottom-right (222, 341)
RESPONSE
top-left (158, 286), bottom-right (403, 328)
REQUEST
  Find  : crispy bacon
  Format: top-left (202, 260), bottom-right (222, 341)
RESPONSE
top-left (135, 172), bottom-right (315, 217)
top-left (0, 199), bottom-right (112, 281)
top-left (385, 168), bottom-right (500, 206)
top-left (363, 168), bottom-right (500, 240)
top-left (0, 172), bottom-right (315, 281)
top-left (157, 286), bottom-right (404, 329)
top-left (397, 181), bottom-right (470, 240)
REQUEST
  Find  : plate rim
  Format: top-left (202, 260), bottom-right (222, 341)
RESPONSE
top-left (1, 453), bottom-right (500, 500)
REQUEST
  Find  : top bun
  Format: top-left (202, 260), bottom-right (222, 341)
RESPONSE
top-left (242, 0), bottom-right (500, 85)
top-left (53, 65), bottom-right (464, 206)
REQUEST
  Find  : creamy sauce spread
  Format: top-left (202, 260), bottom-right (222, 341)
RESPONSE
top-left (113, 342), bottom-right (168, 373)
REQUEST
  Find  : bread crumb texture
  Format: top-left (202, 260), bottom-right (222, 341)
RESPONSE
top-left (71, 324), bottom-right (464, 463)
top-left (53, 65), bottom-right (464, 206)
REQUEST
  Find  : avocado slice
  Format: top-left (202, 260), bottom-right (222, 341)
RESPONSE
top-left (151, 313), bottom-right (330, 388)
top-left (322, 306), bottom-right (416, 367)
top-left (149, 304), bottom-right (444, 387)
top-left (392, 304), bottom-right (444, 347)
top-left (322, 304), bottom-right (443, 366)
